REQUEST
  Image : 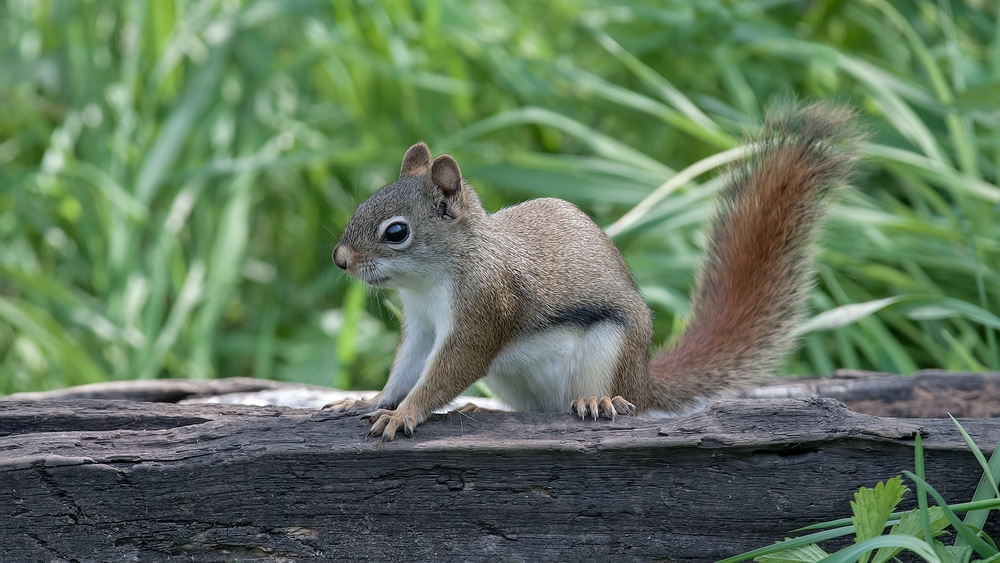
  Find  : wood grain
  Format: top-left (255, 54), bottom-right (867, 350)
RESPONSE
top-left (2, 395), bottom-right (998, 561)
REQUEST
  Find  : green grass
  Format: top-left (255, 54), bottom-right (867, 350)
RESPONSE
top-left (720, 418), bottom-right (1000, 562)
top-left (0, 0), bottom-right (998, 393)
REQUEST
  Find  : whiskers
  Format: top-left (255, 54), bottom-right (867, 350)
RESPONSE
top-left (358, 261), bottom-right (390, 286)
top-left (320, 222), bottom-right (340, 243)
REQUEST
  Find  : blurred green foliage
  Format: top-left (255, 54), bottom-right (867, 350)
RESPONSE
top-left (0, 0), bottom-right (998, 394)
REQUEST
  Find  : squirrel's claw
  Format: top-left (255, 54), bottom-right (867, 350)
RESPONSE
top-left (570, 395), bottom-right (637, 421)
top-left (607, 395), bottom-right (638, 417)
top-left (321, 396), bottom-right (388, 414)
top-left (364, 408), bottom-right (417, 441)
top-left (455, 402), bottom-right (501, 414)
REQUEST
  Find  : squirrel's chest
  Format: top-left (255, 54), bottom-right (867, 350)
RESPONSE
top-left (398, 284), bottom-right (454, 342)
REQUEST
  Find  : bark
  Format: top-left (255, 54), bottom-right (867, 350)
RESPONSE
top-left (2, 390), bottom-right (998, 562)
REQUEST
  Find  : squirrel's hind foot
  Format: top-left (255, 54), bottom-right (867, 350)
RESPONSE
top-left (570, 395), bottom-right (637, 421)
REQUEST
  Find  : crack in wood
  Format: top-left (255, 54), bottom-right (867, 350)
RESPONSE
top-left (35, 465), bottom-right (87, 525)
top-left (1, 396), bottom-right (998, 561)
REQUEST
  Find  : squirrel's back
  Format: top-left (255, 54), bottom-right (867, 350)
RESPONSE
top-left (491, 198), bottom-right (651, 334)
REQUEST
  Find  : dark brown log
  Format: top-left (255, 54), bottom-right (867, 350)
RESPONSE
top-left (12, 370), bottom-right (1000, 419)
top-left (745, 370), bottom-right (1000, 418)
top-left (2, 376), bottom-right (312, 404)
top-left (2, 395), bottom-right (999, 562)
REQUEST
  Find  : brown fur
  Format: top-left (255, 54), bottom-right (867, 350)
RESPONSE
top-left (648, 104), bottom-right (861, 410)
top-left (327, 104), bottom-right (862, 438)
top-left (490, 198), bottom-right (654, 409)
top-left (400, 142), bottom-right (431, 177)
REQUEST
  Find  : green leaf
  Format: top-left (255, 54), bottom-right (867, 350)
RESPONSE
top-left (0, 297), bottom-right (107, 386)
top-left (794, 498), bottom-right (1000, 533)
top-left (580, 27), bottom-right (735, 149)
top-left (441, 107), bottom-right (674, 177)
top-left (606, 144), bottom-right (752, 238)
top-left (716, 527), bottom-right (856, 563)
top-left (903, 471), bottom-right (999, 557)
top-left (866, 145), bottom-right (1000, 203)
top-left (956, 420), bottom-right (1000, 551)
top-left (914, 434), bottom-right (936, 555)
top-left (935, 542), bottom-right (972, 563)
top-left (905, 298), bottom-right (1000, 331)
top-left (851, 476), bottom-right (908, 563)
top-left (754, 543), bottom-right (829, 563)
top-left (137, 261), bottom-right (206, 380)
top-left (820, 535), bottom-right (940, 563)
top-left (872, 507), bottom-right (949, 563)
top-left (795, 296), bottom-right (910, 335)
top-left (950, 415), bottom-right (1000, 499)
top-left (134, 44), bottom-right (228, 205)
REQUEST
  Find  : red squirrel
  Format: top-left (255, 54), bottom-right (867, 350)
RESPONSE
top-left (324, 104), bottom-right (861, 440)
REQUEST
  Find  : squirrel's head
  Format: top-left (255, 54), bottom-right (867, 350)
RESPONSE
top-left (333, 142), bottom-right (485, 290)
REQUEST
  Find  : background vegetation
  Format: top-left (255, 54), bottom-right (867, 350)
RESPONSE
top-left (0, 0), bottom-right (998, 395)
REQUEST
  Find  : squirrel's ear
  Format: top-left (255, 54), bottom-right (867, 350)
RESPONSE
top-left (400, 142), bottom-right (432, 177)
top-left (424, 154), bottom-right (463, 200)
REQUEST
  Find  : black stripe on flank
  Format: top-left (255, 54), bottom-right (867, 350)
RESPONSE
top-left (547, 305), bottom-right (628, 328)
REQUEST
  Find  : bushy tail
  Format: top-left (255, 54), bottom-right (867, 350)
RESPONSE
top-left (648, 104), bottom-right (863, 412)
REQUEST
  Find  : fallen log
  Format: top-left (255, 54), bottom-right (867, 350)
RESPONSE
top-left (9, 369), bottom-right (1000, 417)
top-left (2, 380), bottom-right (1000, 561)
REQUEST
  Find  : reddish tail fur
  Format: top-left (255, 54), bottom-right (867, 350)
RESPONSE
top-left (649, 104), bottom-right (863, 412)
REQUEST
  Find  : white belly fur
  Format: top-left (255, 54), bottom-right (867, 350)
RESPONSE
top-left (484, 322), bottom-right (624, 412)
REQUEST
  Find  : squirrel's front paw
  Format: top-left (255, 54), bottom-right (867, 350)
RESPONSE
top-left (321, 396), bottom-right (386, 414)
top-left (363, 408), bottom-right (419, 441)
top-left (571, 395), bottom-right (637, 421)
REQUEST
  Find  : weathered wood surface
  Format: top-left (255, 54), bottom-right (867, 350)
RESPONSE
top-left (2, 396), bottom-right (999, 562)
top-left (747, 370), bottom-right (1000, 418)
top-left (10, 369), bottom-right (1000, 417)
top-left (3, 376), bottom-right (306, 403)
top-left (3, 376), bottom-right (511, 412)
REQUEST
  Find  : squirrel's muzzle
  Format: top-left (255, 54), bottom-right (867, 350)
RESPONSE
top-left (332, 245), bottom-right (349, 270)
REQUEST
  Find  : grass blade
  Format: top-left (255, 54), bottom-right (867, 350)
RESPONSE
top-left (716, 526), bottom-right (856, 563)
top-left (953, 418), bottom-right (1000, 550)
top-left (795, 296), bottom-right (910, 336)
top-left (903, 470), bottom-right (999, 557)
top-left (442, 107), bottom-right (673, 176)
top-left (605, 145), bottom-right (752, 238)
top-left (818, 535), bottom-right (939, 563)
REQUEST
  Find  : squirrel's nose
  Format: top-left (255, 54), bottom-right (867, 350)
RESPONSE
top-left (332, 245), bottom-right (348, 270)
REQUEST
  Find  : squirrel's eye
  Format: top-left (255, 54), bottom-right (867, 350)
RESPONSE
top-left (383, 222), bottom-right (409, 244)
